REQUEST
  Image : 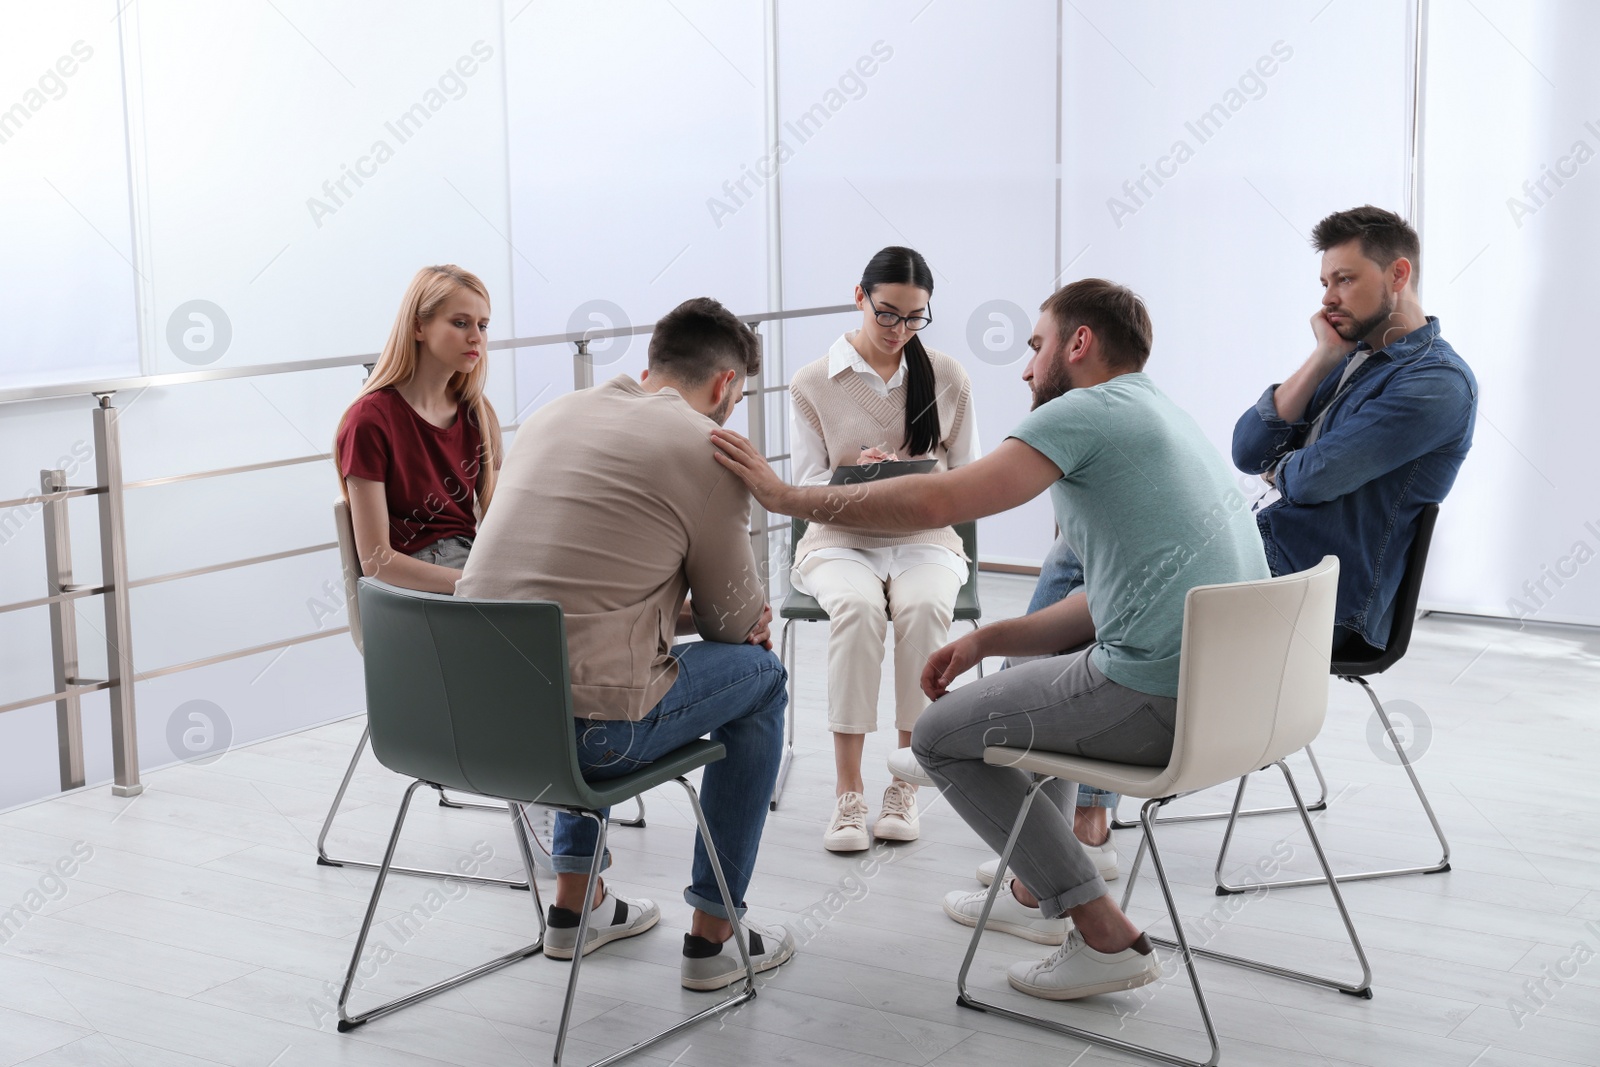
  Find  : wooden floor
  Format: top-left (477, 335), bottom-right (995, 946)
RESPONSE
top-left (1, 572), bottom-right (1598, 1067)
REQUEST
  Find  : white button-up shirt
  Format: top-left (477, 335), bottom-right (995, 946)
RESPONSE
top-left (789, 334), bottom-right (981, 591)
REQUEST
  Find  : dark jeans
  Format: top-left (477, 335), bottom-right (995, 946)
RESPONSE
top-left (551, 641), bottom-right (786, 921)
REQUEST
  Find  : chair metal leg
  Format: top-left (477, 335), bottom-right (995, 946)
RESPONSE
top-left (968, 619), bottom-right (984, 678)
top-left (1214, 677), bottom-right (1450, 892)
top-left (437, 787), bottom-right (510, 811)
top-left (615, 795), bottom-right (646, 828)
top-left (447, 788), bottom-right (647, 828)
top-left (1162, 762), bottom-right (1373, 996)
top-left (1110, 746), bottom-right (1328, 831)
top-left (559, 777), bottom-right (757, 1067)
top-left (955, 777), bottom-right (1223, 1067)
top-left (553, 810), bottom-right (609, 1067)
top-left (770, 618), bottom-right (797, 811)
top-left (337, 780), bottom-right (545, 1032)
top-left (317, 725), bottom-right (532, 890)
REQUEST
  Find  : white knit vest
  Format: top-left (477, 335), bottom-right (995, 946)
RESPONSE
top-left (789, 345), bottom-right (971, 561)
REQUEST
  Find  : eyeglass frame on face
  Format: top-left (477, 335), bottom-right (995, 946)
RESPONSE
top-left (863, 290), bottom-right (932, 332)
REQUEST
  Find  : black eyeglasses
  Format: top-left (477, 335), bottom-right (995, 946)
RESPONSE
top-left (865, 292), bottom-right (932, 332)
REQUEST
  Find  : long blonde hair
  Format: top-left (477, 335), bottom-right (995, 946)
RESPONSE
top-left (336, 265), bottom-right (503, 514)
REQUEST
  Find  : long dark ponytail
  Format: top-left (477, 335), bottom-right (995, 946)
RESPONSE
top-left (860, 246), bottom-right (940, 457)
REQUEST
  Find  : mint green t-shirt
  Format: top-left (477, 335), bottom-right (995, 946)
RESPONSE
top-left (1010, 373), bottom-right (1269, 697)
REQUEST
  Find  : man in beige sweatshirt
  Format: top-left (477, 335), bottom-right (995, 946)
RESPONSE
top-left (456, 297), bottom-right (794, 992)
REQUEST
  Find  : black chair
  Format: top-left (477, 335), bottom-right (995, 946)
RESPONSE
top-left (770, 516), bottom-right (982, 809)
top-left (1214, 502), bottom-right (1451, 892)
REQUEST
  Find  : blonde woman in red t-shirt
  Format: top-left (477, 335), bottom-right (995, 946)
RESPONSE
top-left (335, 265), bottom-right (502, 593)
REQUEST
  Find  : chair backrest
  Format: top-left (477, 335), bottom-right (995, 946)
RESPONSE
top-left (1163, 556), bottom-right (1340, 795)
top-left (356, 578), bottom-right (600, 807)
top-left (1334, 503), bottom-right (1440, 676)
top-left (333, 499), bottom-right (364, 655)
top-left (790, 516), bottom-right (979, 568)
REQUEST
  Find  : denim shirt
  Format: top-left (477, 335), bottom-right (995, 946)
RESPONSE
top-left (1232, 318), bottom-right (1477, 648)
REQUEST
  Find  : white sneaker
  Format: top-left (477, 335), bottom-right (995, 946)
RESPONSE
top-left (824, 791), bottom-right (871, 852)
top-left (543, 887), bottom-right (659, 960)
top-left (1007, 929), bottom-right (1160, 1000)
top-left (681, 918), bottom-right (796, 991)
top-left (886, 747), bottom-right (936, 787)
top-left (977, 837), bottom-right (1118, 886)
top-left (942, 881), bottom-right (1071, 945)
top-left (873, 781), bottom-right (920, 842)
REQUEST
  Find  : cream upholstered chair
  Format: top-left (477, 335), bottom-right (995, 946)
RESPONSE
top-left (956, 556), bottom-right (1371, 1067)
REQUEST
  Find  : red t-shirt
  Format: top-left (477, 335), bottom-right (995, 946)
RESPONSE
top-left (337, 387), bottom-right (485, 554)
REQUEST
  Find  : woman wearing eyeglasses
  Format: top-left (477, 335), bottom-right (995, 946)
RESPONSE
top-left (789, 245), bottom-right (980, 852)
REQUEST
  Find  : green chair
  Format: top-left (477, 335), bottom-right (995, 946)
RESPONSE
top-left (337, 578), bottom-right (756, 1067)
top-left (771, 517), bottom-right (982, 809)
top-left (315, 500), bottom-right (642, 888)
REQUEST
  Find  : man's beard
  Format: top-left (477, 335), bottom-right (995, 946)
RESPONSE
top-left (1333, 290), bottom-right (1397, 343)
top-left (1030, 359), bottom-right (1073, 410)
top-left (710, 391), bottom-right (736, 426)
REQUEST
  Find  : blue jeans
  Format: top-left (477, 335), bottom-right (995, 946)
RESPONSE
top-left (551, 641), bottom-right (786, 921)
top-left (1026, 536), bottom-right (1118, 813)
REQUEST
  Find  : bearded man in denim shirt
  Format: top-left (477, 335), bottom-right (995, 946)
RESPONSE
top-left (1233, 204), bottom-right (1477, 655)
top-left (1027, 205), bottom-right (1476, 849)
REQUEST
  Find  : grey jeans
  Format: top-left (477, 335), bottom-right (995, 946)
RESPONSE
top-left (911, 648), bottom-right (1176, 917)
top-left (409, 534), bottom-right (473, 570)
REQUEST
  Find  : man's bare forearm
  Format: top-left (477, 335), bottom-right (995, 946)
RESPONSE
top-left (975, 592), bottom-right (1096, 660)
top-left (776, 474), bottom-right (951, 533)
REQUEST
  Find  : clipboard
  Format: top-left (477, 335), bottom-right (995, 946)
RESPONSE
top-left (828, 459), bottom-right (937, 485)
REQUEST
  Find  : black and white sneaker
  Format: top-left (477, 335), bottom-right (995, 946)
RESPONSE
top-left (680, 919), bottom-right (796, 991)
top-left (543, 888), bottom-right (659, 960)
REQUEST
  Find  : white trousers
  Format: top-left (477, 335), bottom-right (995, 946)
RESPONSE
top-left (799, 557), bottom-right (961, 734)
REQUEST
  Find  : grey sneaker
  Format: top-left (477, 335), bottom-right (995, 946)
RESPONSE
top-left (543, 887), bottom-right (659, 960)
top-left (680, 919), bottom-right (796, 991)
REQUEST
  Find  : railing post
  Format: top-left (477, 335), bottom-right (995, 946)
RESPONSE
top-left (744, 326), bottom-right (772, 601)
top-left (41, 468), bottom-right (85, 791)
top-left (91, 393), bottom-right (142, 797)
top-left (573, 339), bottom-right (593, 392)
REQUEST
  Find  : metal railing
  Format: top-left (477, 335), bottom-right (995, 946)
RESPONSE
top-left (0, 302), bottom-right (854, 797)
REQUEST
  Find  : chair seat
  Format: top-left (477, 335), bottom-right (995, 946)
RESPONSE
top-left (1331, 639), bottom-right (1393, 678)
top-left (983, 745), bottom-right (1184, 800)
top-left (779, 587), bottom-right (981, 622)
top-left (537, 739), bottom-right (727, 811)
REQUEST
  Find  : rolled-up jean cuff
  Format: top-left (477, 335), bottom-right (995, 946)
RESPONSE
top-left (1076, 786), bottom-right (1119, 807)
top-left (1039, 873), bottom-right (1109, 918)
top-left (550, 849), bottom-right (612, 876)
top-left (684, 887), bottom-right (747, 922)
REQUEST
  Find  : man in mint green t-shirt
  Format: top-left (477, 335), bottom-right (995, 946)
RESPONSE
top-left (711, 278), bottom-right (1268, 1002)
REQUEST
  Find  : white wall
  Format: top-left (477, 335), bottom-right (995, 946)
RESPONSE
top-left (503, 0), bottom-right (769, 415)
top-left (1, 1), bottom-right (518, 810)
top-left (1060, 0), bottom-right (1413, 502)
top-left (0, 4), bottom-right (138, 389)
top-left (1417, 0), bottom-right (1600, 626)
top-left (774, 0), bottom-right (1059, 566)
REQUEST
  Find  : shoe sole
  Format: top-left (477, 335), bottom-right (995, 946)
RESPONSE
top-left (942, 898), bottom-right (1069, 945)
top-left (977, 861), bottom-right (1118, 886)
top-left (872, 821), bottom-right (920, 842)
top-left (1007, 960), bottom-right (1159, 1000)
top-left (824, 835), bottom-right (871, 852)
top-left (681, 939), bottom-right (797, 991)
top-left (542, 909), bottom-right (660, 960)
